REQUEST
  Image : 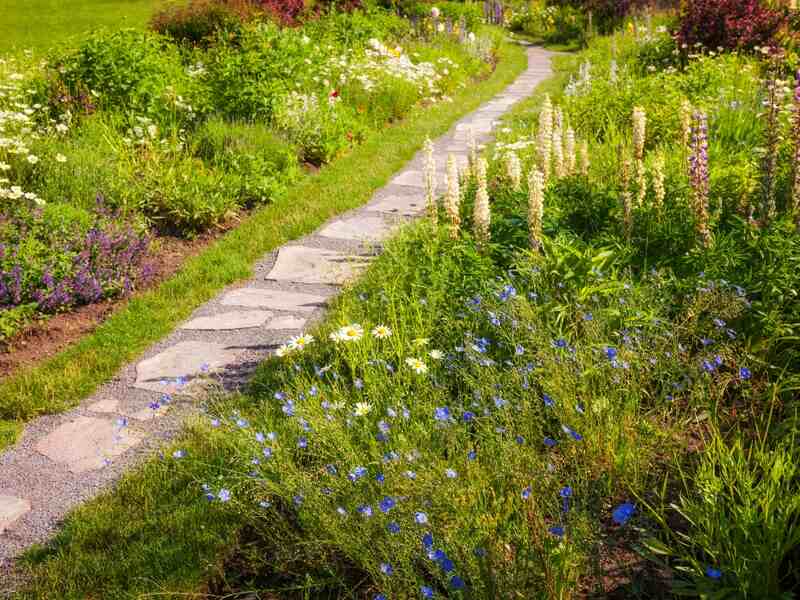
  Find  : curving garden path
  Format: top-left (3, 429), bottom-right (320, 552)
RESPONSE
top-left (0, 45), bottom-right (555, 572)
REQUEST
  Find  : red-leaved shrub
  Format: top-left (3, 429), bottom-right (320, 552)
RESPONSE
top-left (678, 0), bottom-right (786, 51)
top-left (255, 0), bottom-right (362, 25)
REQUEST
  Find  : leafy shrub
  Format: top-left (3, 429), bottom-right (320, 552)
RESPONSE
top-left (46, 29), bottom-right (208, 126)
top-left (150, 0), bottom-right (256, 46)
top-left (677, 0), bottom-right (786, 51)
top-left (0, 202), bottom-right (151, 313)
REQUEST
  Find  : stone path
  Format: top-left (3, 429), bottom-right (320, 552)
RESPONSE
top-left (0, 45), bottom-right (554, 572)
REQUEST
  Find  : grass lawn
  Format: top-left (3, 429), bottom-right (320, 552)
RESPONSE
top-left (0, 0), bottom-right (162, 53)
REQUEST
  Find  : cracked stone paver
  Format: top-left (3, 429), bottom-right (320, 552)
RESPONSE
top-left (266, 246), bottom-right (372, 285)
top-left (318, 215), bottom-right (397, 242)
top-left (0, 46), bottom-right (555, 571)
top-left (0, 497), bottom-right (30, 534)
top-left (180, 310), bottom-right (273, 331)
top-left (221, 288), bottom-right (329, 312)
top-left (34, 417), bottom-right (143, 474)
top-left (133, 341), bottom-right (239, 393)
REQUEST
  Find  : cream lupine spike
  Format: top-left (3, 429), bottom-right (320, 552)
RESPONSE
top-left (652, 153), bottom-right (666, 209)
top-left (506, 151), bottom-right (522, 191)
top-left (565, 127), bottom-right (576, 175)
top-left (633, 106), bottom-right (647, 205)
top-left (473, 157), bottom-right (491, 245)
top-left (538, 95), bottom-right (553, 180)
top-left (444, 153), bottom-right (461, 239)
top-left (552, 121), bottom-right (564, 179)
top-left (579, 141), bottom-right (590, 176)
top-left (528, 168), bottom-right (545, 251)
top-left (424, 137), bottom-right (438, 224)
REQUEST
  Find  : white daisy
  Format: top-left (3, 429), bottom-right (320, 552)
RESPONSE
top-left (354, 402), bottom-right (373, 417)
top-left (288, 333), bottom-right (314, 351)
top-left (371, 324), bottom-right (392, 339)
top-left (429, 349), bottom-right (444, 360)
top-left (405, 357), bottom-right (428, 374)
top-left (339, 324), bottom-right (364, 342)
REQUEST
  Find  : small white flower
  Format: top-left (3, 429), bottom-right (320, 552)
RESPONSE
top-left (338, 324), bottom-right (364, 342)
top-left (275, 344), bottom-right (291, 357)
top-left (371, 325), bottom-right (392, 339)
top-left (354, 402), bottom-right (373, 417)
top-left (55, 153), bottom-right (67, 163)
top-left (288, 333), bottom-right (314, 351)
top-left (26, 154), bottom-right (39, 164)
top-left (405, 357), bottom-right (429, 374)
top-left (428, 349), bottom-right (444, 360)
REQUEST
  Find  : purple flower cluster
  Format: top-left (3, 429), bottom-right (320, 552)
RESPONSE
top-left (0, 204), bottom-right (152, 313)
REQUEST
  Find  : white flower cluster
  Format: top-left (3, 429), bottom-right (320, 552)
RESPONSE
top-left (0, 57), bottom-right (67, 205)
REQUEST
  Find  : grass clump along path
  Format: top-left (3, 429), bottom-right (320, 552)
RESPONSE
top-left (0, 4), bottom-right (527, 448)
top-left (14, 9), bottom-right (800, 599)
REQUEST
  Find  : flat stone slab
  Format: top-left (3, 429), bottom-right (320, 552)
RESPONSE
top-left (134, 341), bottom-right (239, 393)
top-left (266, 246), bottom-right (371, 285)
top-left (389, 170), bottom-right (446, 190)
top-left (318, 215), bottom-right (396, 242)
top-left (221, 288), bottom-right (327, 313)
top-left (34, 416), bottom-right (143, 474)
top-left (126, 405), bottom-right (169, 421)
top-left (265, 315), bottom-right (308, 330)
top-left (0, 496), bottom-right (30, 534)
top-left (87, 399), bottom-right (119, 414)
top-left (180, 310), bottom-right (272, 331)
top-left (368, 194), bottom-right (425, 217)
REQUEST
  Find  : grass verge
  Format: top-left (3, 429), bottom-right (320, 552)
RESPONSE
top-left (0, 39), bottom-right (527, 448)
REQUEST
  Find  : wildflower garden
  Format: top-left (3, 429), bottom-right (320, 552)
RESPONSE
top-left (5, 0), bottom-right (800, 598)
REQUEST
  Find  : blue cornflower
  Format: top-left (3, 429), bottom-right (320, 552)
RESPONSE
top-left (379, 496), bottom-right (396, 513)
top-left (415, 512), bottom-right (429, 524)
top-left (522, 486), bottom-right (532, 499)
top-left (375, 473), bottom-right (385, 483)
top-left (282, 401), bottom-right (295, 416)
top-left (612, 502), bottom-right (635, 526)
top-left (543, 394), bottom-right (554, 408)
top-left (604, 347), bottom-right (617, 360)
top-left (548, 526), bottom-right (564, 538)
top-left (450, 575), bottom-right (465, 589)
top-left (255, 432), bottom-right (265, 443)
top-left (739, 366), bottom-right (751, 380)
top-left (297, 436), bottom-right (308, 448)
top-left (445, 468), bottom-right (458, 478)
top-left (498, 284), bottom-right (516, 301)
top-left (462, 411), bottom-right (475, 422)
top-left (544, 437), bottom-right (557, 447)
top-left (388, 522), bottom-right (401, 534)
top-left (263, 447), bottom-right (273, 459)
top-left (434, 407), bottom-right (451, 421)
top-left (172, 449), bottom-right (185, 459)
top-left (357, 504), bottom-right (373, 517)
top-left (494, 396), bottom-right (506, 408)
top-left (553, 338), bottom-right (568, 349)
top-left (440, 557), bottom-right (454, 573)
top-left (348, 466), bottom-right (368, 482)
top-left (583, 312), bottom-right (593, 321)
top-left (421, 585), bottom-right (435, 598)
top-left (713, 355), bottom-right (723, 367)
top-left (217, 489), bottom-right (231, 503)
top-left (560, 486), bottom-right (572, 498)
top-left (380, 562), bottom-right (393, 576)
top-left (706, 566), bottom-right (722, 580)
top-left (561, 425), bottom-right (583, 441)
top-left (422, 532), bottom-right (433, 548)
top-left (701, 360), bottom-right (716, 373)
top-left (374, 595), bottom-right (387, 600)
top-left (467, 450), bottom-right (477, 460)
top-left (293, 494), bottom-right (303, 506)
top-left (405, 470), bottom-right (417, 479)
top-left (515, 435), bottom-right (525, 445)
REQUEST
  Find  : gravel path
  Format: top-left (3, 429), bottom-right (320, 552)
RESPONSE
top-left (0, 45), bottom-right (554, 580)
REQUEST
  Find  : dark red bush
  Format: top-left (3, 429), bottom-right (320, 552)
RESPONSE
top-left (678, 0), bottom-right (786, 51)
top-left (255, 0), bottom-right (362, 25)
top-left (151, 0), bottom-right (257, 45)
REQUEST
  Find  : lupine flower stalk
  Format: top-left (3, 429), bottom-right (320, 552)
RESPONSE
top-left (621, 156), bottom-right (633, 240)
top-left (506, 151), bottom-right (522, 191)
top-left (538, 95), bottom-right (553, 180)
top-left (468, 127), bottom-right (478, 177)
top-left (680, 100), bottom-right (693, 152)
top-left (528, 168), bottom-right (545, 251)
top-left (610, 59), bottom-right (618, 84)
top-left (633, 106), bottom-right (647, 205)
top-left (424, 137), bottom-right (438, 224)
top-left (553, 108), bottom-right (565, 179)
top-left (689, 111), bottom-right (712, 247)
top-left (565, 127), bottom-right (576, 175)
top-left (652, 153), bottom-right (666, 209)
top-left (473, 157), bottom-right (491, 245)
top-left (579, 141), bottom-right (590, 176)
top-left (445, 153), bottom-right (461, 239)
